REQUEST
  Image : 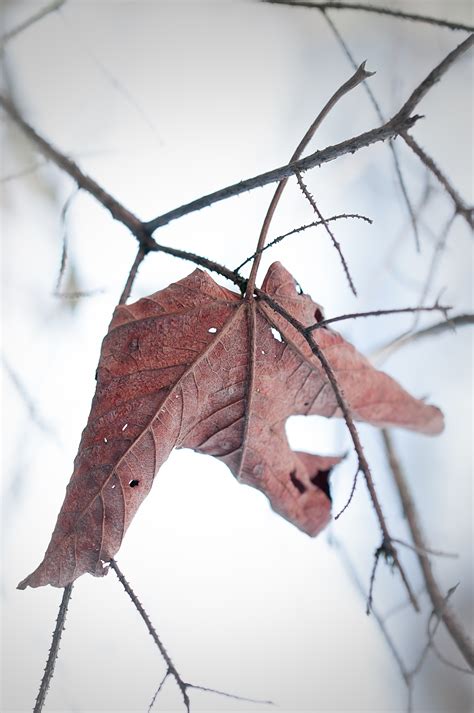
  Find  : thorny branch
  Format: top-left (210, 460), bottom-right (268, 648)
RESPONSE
top-left (33, 584), bottom-right (73, 713)
top-left (110, 560), bottom-right (273, 713)
top-left (381, 430), bottom-right (474, 669)
top-left (256, 288), bottom-right (419, 610)
top-left (295, 170), bottom-right (357, 294)
top-left (234, 213), bottom-right (372, 273)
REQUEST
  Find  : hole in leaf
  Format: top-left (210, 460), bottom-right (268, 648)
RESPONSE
top-left (270, 327), bottom-right (283, 342)
top-left (129, 479), bottom-right (140, 488)
top-left (208, 327), bottom-right (217, 334)
top-left (310, 469), bottom-right (332, 500)
top-left (289, 470), bottom-right (306, 494)
top-left (314, 307), bottom-right (324, 323)
top-left (295, 280), bottom-right (303, 295)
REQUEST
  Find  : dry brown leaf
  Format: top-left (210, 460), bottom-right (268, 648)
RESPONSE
top-left (18, 262), bottom-right (443, 589)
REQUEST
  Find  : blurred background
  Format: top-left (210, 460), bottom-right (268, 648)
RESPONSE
top-left (1, 1), bottom-right (472, 711)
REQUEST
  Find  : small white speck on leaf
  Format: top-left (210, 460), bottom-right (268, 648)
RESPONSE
top-left (104, 437), bottom-right (108, 443)
top-left (122, 423), bottom-right (128, 431)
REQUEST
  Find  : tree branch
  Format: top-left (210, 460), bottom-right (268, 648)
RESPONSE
top-left (33, 584), bottom-right (73, 713)
top-left (320, 9), bottom-right (420, 250)
top-left (263, 1), bottom-right (474, 33)
top-left (381, 430), bottom-right (474, 669)
top-left (256, 288), bottom-right (419, 610)
top-left (144, 116), bottom-right (418, 233)
top-left (401, 133), bottom-right (473, 229)
top-left (245, 61), bottom-right (372, 298)
top-left (0, 0), bottom-right (66, 48)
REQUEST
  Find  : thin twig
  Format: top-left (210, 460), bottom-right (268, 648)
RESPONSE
top-left (402, 133), bottom-right (473, 229)
top-left (334, 466), bottom-right (360, 519)
top-left (321, 9), bottom-right (420, 250)
top-left (263, 1), bottom-right (474, 33)
top-left (0, 0), bottom-right (66, 47)
top-left (256, 288), bottom-right (419, 610)
top-left (2, 355), bottom-right (55, 436)
top-left (371, 313), bottom-right (474, 361)
top-left (381, 430), bottom-right (474, 669)
top-left (33, 583), bottom-right (73, 713)
top-left (148, 671), bottom-right (169, 712)
top-left (55, 188), bottom-right (79, 292)
top-left (235, 212), bottom-right (371, 273)
top-left (111, 560), bottom-right (271, 712)
top-left (295, 171), bottom-right (357, 294)
top-left (366, 542), bottom-right (384, 615)
top-left (110, 560), bottom-right (191, 711)
top-left (119, 247), bottom-right (147, 304)
top-left (187, 684), bottom-right (273, 706)
top-left (391, 538), bottom-right (458, 560)
top-left (330, 535), bottom-right (411, 687)
top-left (410, 585), bottom-right (460, 678)
top-left (309, 301), bottom-right (450, 331)
top-left (245, 61), bottom-right (373, 298)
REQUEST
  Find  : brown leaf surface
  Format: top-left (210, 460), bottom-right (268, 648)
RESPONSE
top-left (18, 262), bottom-right (443, 589)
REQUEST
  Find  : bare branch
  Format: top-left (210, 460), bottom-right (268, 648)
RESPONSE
top-left (2, 355), bottom-right (55, 436)
top-left (0, 95), bottom-right (150, 247)
top-left (245, 61), bottom-right (372, 297)
top-left (55, 188), bottom-right (79, 293)
top-left (0, 0), bottom-right (66, 47)
top-left (402, 133), bottom-right (473, 229)
top-left (330, 535), bottom-right (411, 687)
top-left (391, 538), bottom-right (458, 560)
top-left (381, 430), bottom-right (474, 669)
top-left (33, 584), bottom-right (73, 713)
top-left (366, 542), bottom-right (384, 615)
top-left (391, 34), bottom-right (474, 124)
top-left (334, 466), bottom-right (360, 519)
top-left (110, 559), bottom-right (191, 711)
top-left (372, 313), bottom-right (474, 361)
top-left (320, 10), bottom-right (420, 250)
top-left (310, 301), bottom-right (451, 331)
top-left (119, 247), bottom-right (147, 305)
top-left (234, 212), bottom-right (371, 273)
top-left (145, 116), bottom-right (417, 233)
top-left (256, 288), bottom-right (419, 610)
top-left (295, 171), bottom-right (357, 294)
top-left (262, 1), bottom-right (474, 33)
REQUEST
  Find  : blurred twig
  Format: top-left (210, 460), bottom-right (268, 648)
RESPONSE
top-left (263, 1), bottom-right (474, 33)
top-left (0, 0), bottom-right (66, 48)
top-left (381, 430), bottom-right (474, 669)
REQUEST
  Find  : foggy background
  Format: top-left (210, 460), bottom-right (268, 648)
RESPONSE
top-left (1, 1), bottom-right (472, 711)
